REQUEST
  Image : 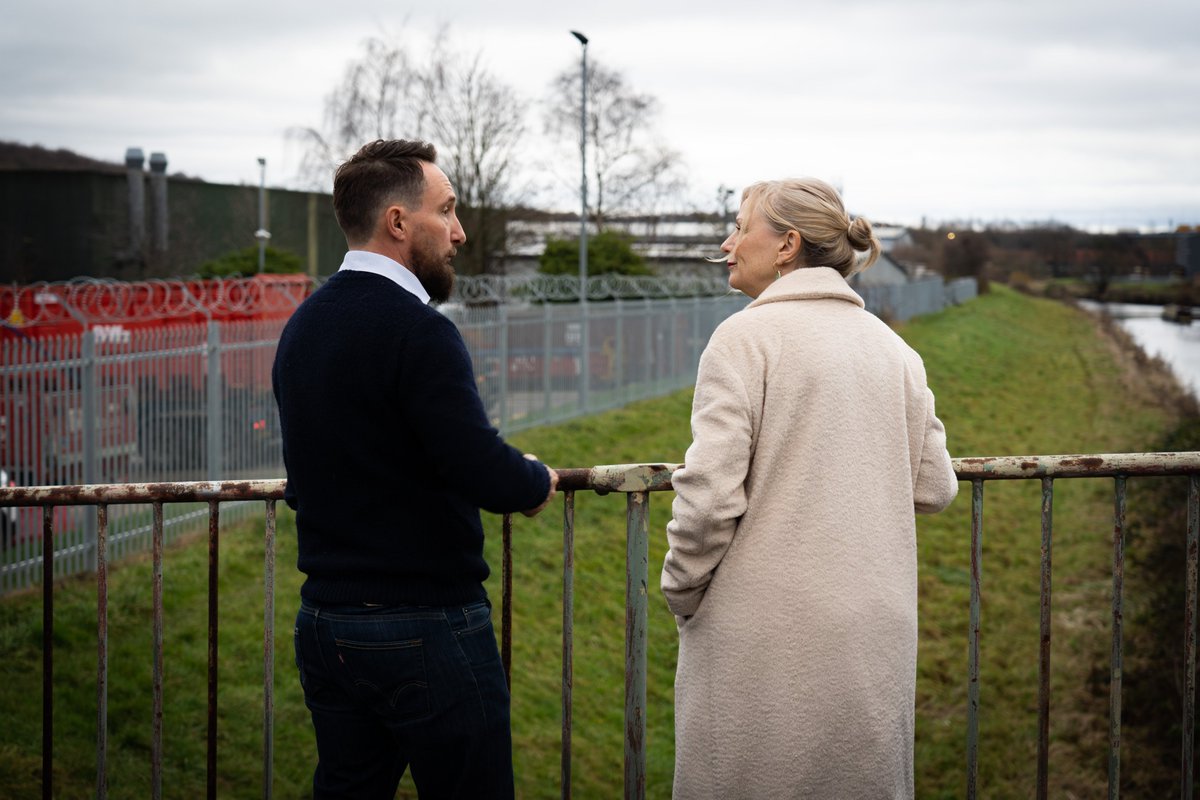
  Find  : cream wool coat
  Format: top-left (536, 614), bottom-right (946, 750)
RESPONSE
top-left (662, 267), bottom-right (958, 800)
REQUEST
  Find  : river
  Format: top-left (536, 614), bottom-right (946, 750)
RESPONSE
top-left (1078, 300), bottom-right (1200, 397)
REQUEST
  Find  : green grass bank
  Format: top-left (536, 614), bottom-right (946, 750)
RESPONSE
top-left (0, 285), bottom-right (1191, 798)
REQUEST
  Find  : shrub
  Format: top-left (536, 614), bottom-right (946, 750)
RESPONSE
top-left (538, 230), bottom-right (652, 276)
top-left (196, 245), bottom-right (304, 278)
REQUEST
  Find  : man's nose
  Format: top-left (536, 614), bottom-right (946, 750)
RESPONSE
top-left (452, 216), bottom-right (467, 245)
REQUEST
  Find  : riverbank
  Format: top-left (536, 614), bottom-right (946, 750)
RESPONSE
top-left (994, 285), bottom-right (1200, 795)
top-left (1039, 291), bottom-right (1200, 401)
top-left (0, 286), bottom-right (1192, 798)
top-left (1121, 416), bottom-right (1200, 796)
top-left (899, 286), bottom-right (1194, 797)
top-left (1069, 304), bottom-right (1199, 796)
top-left (1028, 276), bottom-right (1198, 307)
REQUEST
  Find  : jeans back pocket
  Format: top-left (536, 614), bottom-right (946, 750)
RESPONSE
top-left (334, 636), bottom-right (432, 723)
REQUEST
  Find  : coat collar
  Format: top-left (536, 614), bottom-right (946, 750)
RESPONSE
top-left (746, 266), bottom-right (865, 310)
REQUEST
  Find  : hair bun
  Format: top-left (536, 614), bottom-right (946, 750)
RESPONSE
top-left (847, 216), bottom-right (874, 251)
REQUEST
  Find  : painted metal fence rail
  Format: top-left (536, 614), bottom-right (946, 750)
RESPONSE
top-left (1, 450), bottom-right (1199, 799)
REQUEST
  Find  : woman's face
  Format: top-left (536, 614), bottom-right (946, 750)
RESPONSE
top-left (720, 199), bottom-right (786, 298)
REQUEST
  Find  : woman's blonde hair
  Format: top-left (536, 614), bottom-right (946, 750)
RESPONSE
top-left (742, 178), bottom-right (880, 276)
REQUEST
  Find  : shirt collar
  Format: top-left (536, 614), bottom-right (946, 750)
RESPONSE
top-left (337, 250), bottom-right (430, 305)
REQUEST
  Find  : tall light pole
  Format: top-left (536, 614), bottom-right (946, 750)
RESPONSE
top-left (254, 157), bottom-right (270, 273)
top-left (570, 30), bottom-right (590, 409)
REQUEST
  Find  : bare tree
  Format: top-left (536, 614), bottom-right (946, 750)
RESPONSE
top-left (290, 36), bottom-right (426, 189)
top-left (289, 32), bottom-right (527, 275)
top-left (420, 36), bottom-right (527, 275)
top-left (543, 60), bottom-right (686, 227)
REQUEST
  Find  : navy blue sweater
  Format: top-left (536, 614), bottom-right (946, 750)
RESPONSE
top-left (272, 270), bottom-right (550, 606)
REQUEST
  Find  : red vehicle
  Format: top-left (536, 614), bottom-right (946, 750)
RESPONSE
top-left (0, 274), bottom-right (313, 492)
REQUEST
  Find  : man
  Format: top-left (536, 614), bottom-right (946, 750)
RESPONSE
top-left (273, 138), bottom-right (557, 799)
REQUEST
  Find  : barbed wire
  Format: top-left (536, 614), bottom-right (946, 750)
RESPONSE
top-left (450, 273), bottom-right (734, 304)
top-left (1, 272), bottom-right (734, 328)
top-left (1, 276), bottom-right (315, 326)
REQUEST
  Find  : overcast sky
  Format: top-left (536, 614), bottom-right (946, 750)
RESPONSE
top-left (4, 0), bottom-right (1197, 230)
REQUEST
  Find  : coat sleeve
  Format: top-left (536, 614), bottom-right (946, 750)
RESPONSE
top-left (913, 387), bottom-right (958, 514)
top-left (661, 342), bottom-right (755, 618)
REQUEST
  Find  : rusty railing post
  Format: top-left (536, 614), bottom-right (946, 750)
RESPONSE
top-left (263, 498), bottom-right (277, 800)
top-left (152, 502), bottom-right (164, 800)
top-left (625, 491), bottom-right (649, 800)
top-left (42, 507), bottom-right (54, 800)
top-left (96, 503), bottom-right (109, 800)
top-left (967, 479), bottom-right (983, 800)
top-left (1037, 477), bottom-right (1054, 800)
top-left (207, 500), bottom-right (219, 800)
top-left (1183, 475), bottom-right (1198, 800)
top-left (1109, 477), bottom-right (1127, 799)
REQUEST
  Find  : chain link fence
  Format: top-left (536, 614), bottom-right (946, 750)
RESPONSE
top-left (1, 318), bottom-right (288, 592)
top-left (447, 294), bottom-right (750, 434)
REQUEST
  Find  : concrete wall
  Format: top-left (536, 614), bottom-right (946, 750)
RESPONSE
top-left (0, 169), bottom-right (346, 283)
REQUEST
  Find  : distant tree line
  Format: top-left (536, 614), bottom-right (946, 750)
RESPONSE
top-left (890, 224), bottom-right (1189, 298)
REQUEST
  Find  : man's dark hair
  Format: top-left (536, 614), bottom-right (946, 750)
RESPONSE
top-left (332, 139), bottom-right (437, 244)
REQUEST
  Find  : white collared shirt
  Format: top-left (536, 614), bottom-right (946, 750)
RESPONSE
top-left (337, 250), bottom-right (430, 305)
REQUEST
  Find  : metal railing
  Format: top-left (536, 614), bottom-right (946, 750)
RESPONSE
top-left (3, 451), bottom-right (1197, 799)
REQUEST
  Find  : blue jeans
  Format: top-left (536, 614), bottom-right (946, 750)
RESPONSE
top-left (294, 599), bottom-right (514, 799)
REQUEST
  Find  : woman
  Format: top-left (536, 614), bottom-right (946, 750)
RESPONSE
top-left (661, 178), bottom-right (958, 798)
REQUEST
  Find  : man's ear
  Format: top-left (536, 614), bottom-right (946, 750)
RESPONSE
top-left (385, 205), bottom-right (407, 240)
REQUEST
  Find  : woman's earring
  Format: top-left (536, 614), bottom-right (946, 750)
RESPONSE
top-left (776, 270), bottom-right (781, 280)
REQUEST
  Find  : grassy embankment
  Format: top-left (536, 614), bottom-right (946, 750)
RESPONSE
top-left (0, 286), bottom-right (1191, 798)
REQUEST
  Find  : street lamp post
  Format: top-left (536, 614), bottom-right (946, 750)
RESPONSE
top-left (254, 157), bottom-right (270, 273)
top-left (570, 30), bottom-right (590, 409)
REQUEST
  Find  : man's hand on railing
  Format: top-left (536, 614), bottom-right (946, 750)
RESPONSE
top-left (521, 454), bottom-right (558, 517)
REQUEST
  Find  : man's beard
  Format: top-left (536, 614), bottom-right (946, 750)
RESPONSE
top-left (410, 239), bottom-right (457, 304)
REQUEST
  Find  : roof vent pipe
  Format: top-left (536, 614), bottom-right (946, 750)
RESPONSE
top-left (125, 147), bottom-right (146, 256)
top-left (148, 152), bottom-right (168, 252)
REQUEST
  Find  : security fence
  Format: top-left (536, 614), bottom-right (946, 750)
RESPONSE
top-left (1, 319), bottom-right (288, 594)
top-left (1, 270), bottom-right (972, 593)
top-left (0, 292), bottom-right (749, 593)
top-left (451, 272), bottom-right (978, 322)
top-left (854, 275), bottom-right (979, 322)
top-left (448, 294), bottom-right (749, 434)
